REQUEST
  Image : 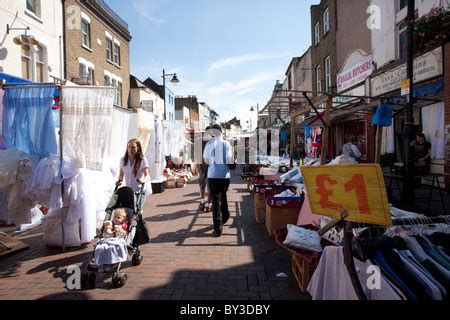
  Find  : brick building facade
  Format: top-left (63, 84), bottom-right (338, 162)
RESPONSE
top-left (310, 0), bottom-right (337, 98)
top-left (175, 96), bottom-right (200, 130)
top-left (64, 0), bottom-right (131, 107)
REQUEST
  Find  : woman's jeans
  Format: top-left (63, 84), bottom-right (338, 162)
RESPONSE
top-left (136, 190), bottom-right (147, 213)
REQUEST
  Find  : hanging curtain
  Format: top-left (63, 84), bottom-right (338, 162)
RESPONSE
top-left (2, 85), bottom-right (57, 156)
top-left (381, 125), bottom-right (395, 155)
top-left (104, 107), bottom-right (134, 172)
top-left (61, 87), bottom-right (114, 171)
top-left (146, 119), bottom-right (165, 182)
top-left (421, 102), bottom-right (444, 160)
top-left (162, 120), bottom-right (185, 160)
top-left (136, 109), bottom-right (154, 154)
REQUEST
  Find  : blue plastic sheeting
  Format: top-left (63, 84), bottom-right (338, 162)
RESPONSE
top-left (372, 103), bottom-right (393, 126)
top-left (0, 72), bottom-right (32, 84)
top-left (2, 86), bottom-right (58, 156)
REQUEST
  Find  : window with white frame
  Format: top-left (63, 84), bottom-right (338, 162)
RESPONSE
top-left (111, 79), bottom-right (117, 104)
top-left (87, 67), bottom-right (94, 85)
top-left (113, 43), bottom-right (121, 66)
top-left (81, 19), bottom-right (91, 48)
top-left (104, 75), bottom-right (111, 86)
top-left (78, 63), bottom-right (94, 84)
top-left (21, 44), bottom-right (47, 82)
top-left (323, 7), bottom-right (329, 34)
top-left (324, 55), bottom-right (331, 93)
top-left (79, 63), bottom-right (85, 78)
top-left (398, 21), bottom-right (407, 60)
top-left (316, 65), bottom-right (322, 95)
top-left (315, 22), bottom-right (320, 45)
top-left (106, 38), bottom-right (113, 61)
top-left (35, 45), bottom-right (44, 82)
top-left (21, 47), bottom-right (31, 80)
top-left (397, 11), bottom-right (417, 60)
top-left (26, 0), bottom-right (40, 17)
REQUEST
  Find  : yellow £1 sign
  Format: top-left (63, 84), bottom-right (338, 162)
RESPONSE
top-left (301, 164), bottom-right (391, 226)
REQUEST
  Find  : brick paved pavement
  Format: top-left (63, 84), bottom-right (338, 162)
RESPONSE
top-left (0, 168), bottom-right (309, 300)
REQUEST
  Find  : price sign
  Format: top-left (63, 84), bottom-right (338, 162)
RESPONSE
top-left (301, 164), bottom-right (391, 226)
top-left (401, 79), bottom-right (410, 96)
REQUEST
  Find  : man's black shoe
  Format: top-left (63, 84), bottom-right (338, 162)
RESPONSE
top-left (213, 226), bottom-right (223, 237)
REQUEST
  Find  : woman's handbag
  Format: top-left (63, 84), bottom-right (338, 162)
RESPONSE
top-left (133, 214), bottom-right (150, 245)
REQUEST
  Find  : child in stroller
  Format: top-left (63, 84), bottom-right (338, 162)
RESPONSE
top-left (82, 185), bottom-right (146, 288)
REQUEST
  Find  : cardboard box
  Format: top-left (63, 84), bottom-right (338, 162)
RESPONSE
top-left (253, 193), bottom-right (266, 223)
top-left (265, 203), bottom-right (301, 237)
top-left (176, 177), bottom-right (187, 188)
top-left (164, 178), bottom-right (176, 189)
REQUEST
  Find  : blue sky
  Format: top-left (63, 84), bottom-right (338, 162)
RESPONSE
top-left (106, 0), bottom-right (319, 127)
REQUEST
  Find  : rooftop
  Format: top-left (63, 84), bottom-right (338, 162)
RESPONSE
top-left (95, 0), bottom-right (129, 31)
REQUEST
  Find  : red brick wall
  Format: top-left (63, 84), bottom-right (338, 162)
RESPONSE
top-left (445, 43), bottom-right (450, 191)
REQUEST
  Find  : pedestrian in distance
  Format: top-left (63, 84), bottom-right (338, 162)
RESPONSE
top-left (203, 124), bottom-right (234, 237)
top-left (411, 133), bottom-right (432, 175)
top-left (116, 138), bottom-right (150, 211)
top-left (198, 126), bottom-right (212, 211)
top-left (340, 136), bottom-right (362, 162)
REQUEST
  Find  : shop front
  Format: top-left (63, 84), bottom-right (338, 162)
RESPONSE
top-left (370, 46), bottom-right (445, 180)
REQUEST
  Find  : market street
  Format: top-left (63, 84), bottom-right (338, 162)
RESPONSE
top-left (0, 168), bottom-right (308, 300)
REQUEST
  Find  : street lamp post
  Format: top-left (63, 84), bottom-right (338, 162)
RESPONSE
top-left (401, 0), bottom-right (416, 207)
top-left (251, 103), bottom-right (259, 163)
top-left (162, 69), bottom-right (180, 120)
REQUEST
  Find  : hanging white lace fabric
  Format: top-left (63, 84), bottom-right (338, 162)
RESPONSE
top-left (65, 169), bottom-right (97, 243)
top-left (26, 155), bottom-right (63, 209)
top-left (0, 149), bottom-right (39, 224)
top-left (137, 109), bottom-right (154, 154)
top-left (61, 87), bottom-right (114, 171)
top-left (8, 156), bottom-right (39, 225)
top-left (421, 102), bottom-right (444, 160)
top-left (381, 125), bottom-right (395, 155)
top-left (146, 118), bottom-right (165, 182)
top-left (162, 120), bottom-right (185, 160)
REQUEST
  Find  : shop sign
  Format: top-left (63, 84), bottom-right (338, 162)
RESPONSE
top-left (371, 47), bottom-right (443, 97)
top-left (301, 164), bottom-right (392, 226)
top-left (332, 85), bottom-right (365, 108)
top-left (337, 54), bottom-right (374, 92)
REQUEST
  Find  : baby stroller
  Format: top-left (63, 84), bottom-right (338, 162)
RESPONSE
top-left (81, 185), bottom-right (147, 288)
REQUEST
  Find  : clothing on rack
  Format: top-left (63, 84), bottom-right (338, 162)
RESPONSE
top-left (307, 246), bottom-right (402, 300)
top-left (353, 232), bottom-right (450, 300)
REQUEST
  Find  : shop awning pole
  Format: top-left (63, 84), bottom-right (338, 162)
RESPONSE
top-left (302, 92), bottom-right (326, 126)
top-left (320, 99), bottom-right (332, 165)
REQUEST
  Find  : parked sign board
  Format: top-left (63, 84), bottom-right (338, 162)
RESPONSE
top-left (301, 164), bottom-right (391, 226)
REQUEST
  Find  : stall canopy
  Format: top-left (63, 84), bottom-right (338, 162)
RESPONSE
top-left (0, 72), bottom-right (33, 84)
